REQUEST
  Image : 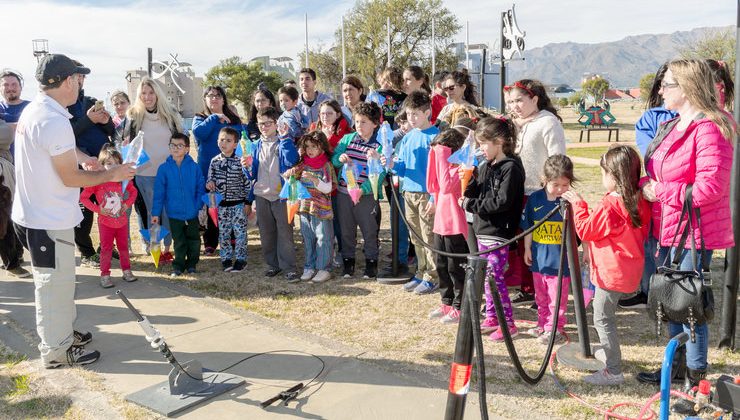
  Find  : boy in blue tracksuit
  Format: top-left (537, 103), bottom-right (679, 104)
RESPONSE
top-left (152, 133), bottom-right (206, 276)
top-left (384, 91), bottom-right (440, 294)
top-left (243, 107), bottom-right (301, 281)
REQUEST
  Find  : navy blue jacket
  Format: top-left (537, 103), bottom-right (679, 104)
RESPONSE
top-left (153, 155), bottom-right (205, 221)
top-left (68, 90), bottom-right (115, 157)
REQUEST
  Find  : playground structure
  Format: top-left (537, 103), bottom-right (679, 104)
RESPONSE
top-left (577, 98), bottom-right (619, 142)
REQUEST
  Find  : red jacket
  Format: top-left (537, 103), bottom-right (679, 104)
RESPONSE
top-left (426, 144), bottom-right (467, 238)
top-left (645, 116), bottom-right (734, 250)
top-left (572, 192), bottom-right (651, 293)
top-left (80, 181), bottom-right (137, 229)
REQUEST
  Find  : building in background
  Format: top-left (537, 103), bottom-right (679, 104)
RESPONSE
top-left (125, 59), bottom-right (203, 118)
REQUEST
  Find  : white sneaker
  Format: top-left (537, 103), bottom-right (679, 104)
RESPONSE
top-left (311, 270), bottom-right (332, 283)
top-left (301, 269), bottom-right (316, 281)
top-left (584, 368), bottom-right (624, 386)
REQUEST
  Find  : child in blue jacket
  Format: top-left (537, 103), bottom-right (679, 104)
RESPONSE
top-left (152, 133), bottom-right (206, 276)
top-left (242, 107), bottom-right (301, 281)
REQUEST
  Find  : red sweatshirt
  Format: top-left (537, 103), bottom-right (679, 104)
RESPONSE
top-left (80, 181), bottom-right (137, 229)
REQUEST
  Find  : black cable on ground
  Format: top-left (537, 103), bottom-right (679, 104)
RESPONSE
top-left (218, 349), bottom-right (326, 391)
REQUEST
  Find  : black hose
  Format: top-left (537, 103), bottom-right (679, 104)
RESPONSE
top-left (484, 203), bottom-right (569, 384)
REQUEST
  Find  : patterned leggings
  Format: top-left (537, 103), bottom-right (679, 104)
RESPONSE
top-left (218, 204), bottom-right (248, 262)
top-left (478, 240), bottom-right (514, 326)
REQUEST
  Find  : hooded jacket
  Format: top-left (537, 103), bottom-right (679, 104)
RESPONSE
top-left (68, 90), bottom-right (115, 157)
top-left (572, 192), bottom-right (651, 293)
top-left (462, 155), bottom-right (525, 240)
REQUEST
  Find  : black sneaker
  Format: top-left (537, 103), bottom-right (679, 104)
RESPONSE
top-left (363, 259), bottom-right (378, 279)
top-left (231, 260), bottom-right (246, 273)
top-left (72, 330), bottom-right (92, 347)
top-left (264, 268), bottom-right (282, 277)
top-left (187, 267), bottom-right (197, 274)
top-left (80, 254), bottom-right (100, 269)
top-left (45, 346), bottom-right (100, 369)
top-left (285, 271), bottom-right (300, 283)
top-left (222, 260), bottom-right (233, 272)
top-left (511, 290), bottom-right (535, 306)
top-left (342, 258), bottom-right (355, 278)
top-left (618, 292), bottom-right (648, 309)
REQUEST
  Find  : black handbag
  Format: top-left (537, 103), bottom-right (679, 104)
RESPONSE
top-left (647, 185), bottom-right (714, 342)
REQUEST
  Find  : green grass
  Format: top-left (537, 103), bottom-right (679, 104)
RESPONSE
top-left (7, 375), bottom-right (30, 398)
top-left (567, 147), bottom-right (609, 160)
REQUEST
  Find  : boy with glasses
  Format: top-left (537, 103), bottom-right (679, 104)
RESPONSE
top-left (152, 133), bottom-right (205, 276)
top-left (242, 107), bottom-right (300, 281)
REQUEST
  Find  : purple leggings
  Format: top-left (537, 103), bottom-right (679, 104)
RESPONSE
top-left (478, 240), bottom-right (514, 326)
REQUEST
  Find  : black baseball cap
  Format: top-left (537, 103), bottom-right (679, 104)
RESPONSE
top-left (35, 54), bottom-right (90, 86)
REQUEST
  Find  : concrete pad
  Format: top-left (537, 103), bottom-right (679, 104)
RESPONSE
top-left (0, 262), bottom-right (484, 419)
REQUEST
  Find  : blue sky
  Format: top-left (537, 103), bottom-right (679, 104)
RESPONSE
top-left (0, 0), bottom-right (735, 99)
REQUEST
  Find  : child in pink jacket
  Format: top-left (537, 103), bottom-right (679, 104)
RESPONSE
top-left (80, 146), bottom-right (138, 288)
top-left (426, 129), bottom-right (469, 324)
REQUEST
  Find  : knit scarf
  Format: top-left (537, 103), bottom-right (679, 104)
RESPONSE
top-left (303, 153), bottom-right (329, 169)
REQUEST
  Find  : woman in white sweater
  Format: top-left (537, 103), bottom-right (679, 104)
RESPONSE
top-left (117, 77), bottom-right (182, 260)
top-left (503, 79), bottom-right (567, 304)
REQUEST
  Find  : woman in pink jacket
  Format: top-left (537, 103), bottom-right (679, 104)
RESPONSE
top-left (636, 59), bottom-right (735, 414)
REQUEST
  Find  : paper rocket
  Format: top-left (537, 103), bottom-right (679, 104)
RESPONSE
top-left (235, 130), bottom-right (254, 162)
top-left (342, 162), bottom-right (362, 205)
top-left (201, 192), bottom-right (223, 227)
top-left (279, 175), bottom-right (311, 224)
top-left (120, 131), bottom-right (150, 191)
top-left (448, 129), bottom-right (477, 192)
top-left (378, 122), bottom-right (394, 169)
top-left (367, 157), bottom-right (383, 200)
top-left (140, 224), bottom-right (169, 269)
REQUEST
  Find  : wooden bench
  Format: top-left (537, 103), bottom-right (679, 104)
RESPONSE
top-left (579, 127), bottom-right (619, 143)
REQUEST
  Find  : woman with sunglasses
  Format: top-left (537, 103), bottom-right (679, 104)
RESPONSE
top-left (192, 86), bottom-right (245, 256)
top-left (502, 79), bottom-right (566, 306)
top-left (436, 70), bottom-right (480, 126)
top-left (636, 59), bottom-right (734, 415)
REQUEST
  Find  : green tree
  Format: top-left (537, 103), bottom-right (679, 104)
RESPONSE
top-left (568, 91), bottom-right (584, 106)
top-left (204, 57), bottom-right (284, 108)
top-left (581, 76), bottom-right (609, 104)
top-left (298, 44), bottom-right (343, 97)
top-left (639, 72), bottom-right (656, 103)
top-left (680, 28), bottom-right (735, 72)
top-left (557, 97), bottom-right (569, 108)
top-left (302, 0), bottom-right (461, 90)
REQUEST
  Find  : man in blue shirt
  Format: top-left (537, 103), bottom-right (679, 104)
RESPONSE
top-left (0, 70), bottom-right (31, 160)
top-left (66, 62), bottom-right (116, 268)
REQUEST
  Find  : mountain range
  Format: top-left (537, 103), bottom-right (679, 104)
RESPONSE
top-left (506, 26), bottom-right (733, 88)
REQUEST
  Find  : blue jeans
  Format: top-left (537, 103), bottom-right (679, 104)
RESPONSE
top-left (135, 175), bottom-right (172, 247)
top-left (657, 246), bottom-right (713, 370)
top-left (300, 213), bottom-right (333, 271)
top-left (640, 233), bottom-right (659, 294)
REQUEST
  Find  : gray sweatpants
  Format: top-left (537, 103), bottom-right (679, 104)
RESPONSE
top-left (14, 226), bottom-right (77, 365)
top-left (254, 196), bottom-right (296, 272)
top-left (593, 287), bottom-right (624, 375)
top-left (336, 192), bottom-right (380, 260)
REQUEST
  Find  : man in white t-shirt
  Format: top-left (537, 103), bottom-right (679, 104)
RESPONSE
top-left (11, 54), bottom-right (136, 368)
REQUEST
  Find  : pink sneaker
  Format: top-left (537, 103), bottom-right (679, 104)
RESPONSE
top-left (490, 325), bottom-right (519, 342)
top-left (428, 304), bottom-right (451, 319)
top-left (480, 318), bottom-right (499, 333)
top-left (440, 308), bottom-right (460, 324)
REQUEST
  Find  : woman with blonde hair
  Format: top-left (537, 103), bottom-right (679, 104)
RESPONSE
top-left (115, 77), bottom-right (182, 262)
top-left (637, 59), bottom-right (735, 415)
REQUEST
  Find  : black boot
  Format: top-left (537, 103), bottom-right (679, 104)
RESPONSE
top-left (636, 346), bottom-right (686, 385)
top-left (342, 258), bottom-right (355, 278)
top-left (671, 367), bottom-right (708, 415)
top-left (363, 259), bottom-right (378, 279)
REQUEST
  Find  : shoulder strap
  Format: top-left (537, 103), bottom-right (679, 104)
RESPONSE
top-left (670, 185), bottom-right (708, 273)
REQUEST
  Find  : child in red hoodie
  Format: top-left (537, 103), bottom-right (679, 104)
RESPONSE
top-left (80, 145), bottom-right (138, 288)
top-left (562, 145), bottom-right (650, 386)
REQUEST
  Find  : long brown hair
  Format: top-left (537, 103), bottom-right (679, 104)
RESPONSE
top-left (600, 145), bottom-right (643, 227)
top-left (297, 131), bottom-right (332, 160)
top-left (475, 116), bottom-right (517, 156)
top-left (197, 86), bottom-right (242, 124)
top-left (507, 79), bottom-right (562, 121)
top-left (668, 59), bottom-right (735, 140)
top-left (315, 100), bottom-right (344, 134)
